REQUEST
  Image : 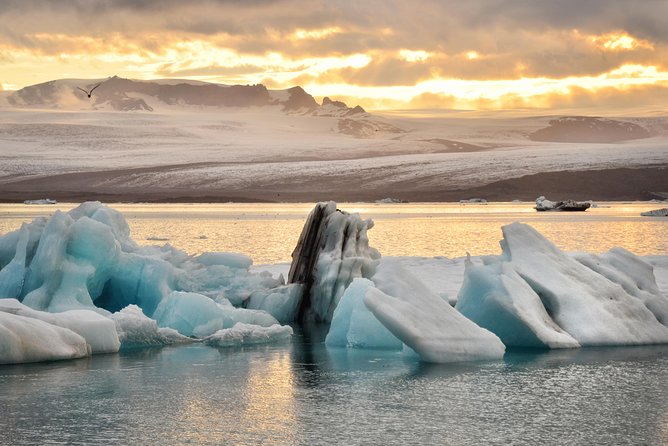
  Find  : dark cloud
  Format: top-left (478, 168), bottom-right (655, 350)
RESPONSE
top-left (1, 0), bottom-right (667, 94)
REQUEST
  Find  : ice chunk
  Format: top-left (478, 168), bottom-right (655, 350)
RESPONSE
top-left (196, 252), bottom-right (252, 269)
top-left (246, 284), bottom-right (303, 323)
top-left (0, 224), bottom-right (29, 298)
top-left (574, 247), bottom-right (668, 325)
top-left (152, 291), bottom-right (226, 337)
top-left (99, 253), bottom-right (175, 315)
top-left (216, 298), bottom-right (280, 327)
top-left (534, 196), bottom-right (556, 211)
top-left (0, 201), bottom-right (291, 334)
top-left (501, 222), bottom-right (668, 345)
top-left (391, 256), bottom-right (465, 305)
top-left (0, 312), bottom-right (90, 364)
top-left (204, 323), bottom-right (293, 348)
top-left (456, 257), bottom-right (580, 349)
top-left (288, 201), bottom-right (380, 322)
top-left (641, 208), bottom-right (668, 217)
top-left (326, 278), bottom-right (402, 350)
top-left (364, 259), bottom-right (505, 363)
top-left (0, 298), bottom-right (120, 353)
top-left (109, 305), bottom-right (192, 349)
top-left (21, 212), bottom-right (120, 313)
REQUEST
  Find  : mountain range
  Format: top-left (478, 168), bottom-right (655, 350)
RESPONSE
top-left (0, 76), bottom-right (666, 202)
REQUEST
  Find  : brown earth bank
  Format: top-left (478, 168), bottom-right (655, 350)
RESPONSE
top-left (0, 165), bottom-right (666, 203)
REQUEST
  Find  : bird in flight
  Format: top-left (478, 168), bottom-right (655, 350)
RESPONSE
top-left (77, 82), bottom-right (102, 98)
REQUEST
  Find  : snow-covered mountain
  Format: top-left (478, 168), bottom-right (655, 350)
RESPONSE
top-left (5, 76), bottom-right (368, 117)
top-left (0, 76), bottom-right (667, 202)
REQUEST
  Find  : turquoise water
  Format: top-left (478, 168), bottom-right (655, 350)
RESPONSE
top-left (1, 328), bottom-right (667, 445)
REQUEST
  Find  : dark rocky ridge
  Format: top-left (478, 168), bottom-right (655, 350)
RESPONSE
top-left (7, 76), bottom-right (367, 117)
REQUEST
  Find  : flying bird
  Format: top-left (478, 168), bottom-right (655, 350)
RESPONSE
top-left (77, 82), bottom-right (102, 98)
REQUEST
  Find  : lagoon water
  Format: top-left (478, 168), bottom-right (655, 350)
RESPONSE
top-left (1, 202), bottom-right (667, 444)
top-left (1, 202), bottom-right (667, 262)
top-left (1, 334), bottom-right (667, 445)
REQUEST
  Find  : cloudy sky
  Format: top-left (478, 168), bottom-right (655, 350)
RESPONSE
top-left (1, 0), bottom-right (667, 110)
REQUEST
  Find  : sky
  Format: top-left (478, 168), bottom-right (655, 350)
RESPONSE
top-left (1, 0), bottom-right (668, 111)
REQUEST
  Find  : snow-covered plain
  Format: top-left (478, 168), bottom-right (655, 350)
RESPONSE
top-left (1, 201), bottom-right (667, 365)
top-left (0, 78), bottom-right (667, 200)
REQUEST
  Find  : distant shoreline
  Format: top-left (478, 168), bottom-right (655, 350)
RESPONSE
top-left (1, 165), bottom-right (666, 204)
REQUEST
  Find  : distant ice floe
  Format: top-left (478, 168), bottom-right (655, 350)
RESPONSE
top-left (23, 199), bottom-right (57, 205)
top-left (534, 196), bottom-right (590, 212)
top-left (641, 208), bottom-right (668, 217)
top-left (0, 200), bottom-right (667, 366)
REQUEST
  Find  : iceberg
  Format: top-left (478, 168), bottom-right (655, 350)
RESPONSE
top-left (0, 298), bottom-right (120, 353)
top-left (325, 278), bottom-right (402, 350)
top-left (108, 305), bottom-right (192, 349)
top-left (246, 284), bottom-right (303, 323)
top-left (0, 201), bottom-right (294, 363)
top-left (456, 257), bottom-right (580, 349)
top-left (288, 201), bottom-right (380, 323)
top-left (574, 247), bottom-right (668, 325)
top-left (0, 312), bottom-right (90, 364)
top-left (204, 323), bottom-right (293, 348)
top-left (364, 259), bottom-right (506, 363)
top-left (641, 208), bottom-right (668, 217)
top-left (497, 223), bottom-right (668, 345)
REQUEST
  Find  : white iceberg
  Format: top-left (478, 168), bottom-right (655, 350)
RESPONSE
top-left (498, 222), bottom-right (668, 345)
top-left (108, 305), bottom-right (192, 349)
top-left (246, 284), bottom-right (303, 323)
top-left (0, 312), bottom-right (89, 364)
top-left (326, 278), bottom-right (402, 350)
top-left (204, 323), bottom-right (293, 348)
top-left (0, 298), bottom-right (120, 354)
top-left (364, 259), bottom-right (506, 363)
top-left (574, 247), bottom-right (668, 325)
top-left (456, 257), bottom-right (580, 349)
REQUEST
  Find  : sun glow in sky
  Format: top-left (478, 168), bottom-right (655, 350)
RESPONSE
top-left (1, 0), bottom-right (667, 111)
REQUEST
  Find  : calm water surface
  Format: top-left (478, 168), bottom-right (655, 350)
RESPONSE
top-left (1, 331), bottom-right (667, 445)
top-left (0, 202), bottom-right (666, 262)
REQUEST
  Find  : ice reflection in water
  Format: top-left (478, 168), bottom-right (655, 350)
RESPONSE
top-left (1, 332), bottom-right (667, 445)
top-left (0, 202), bottom-right (666, 263)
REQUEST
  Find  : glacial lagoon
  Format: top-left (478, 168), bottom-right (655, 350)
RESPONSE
top-left (1, 336), bottom-right (667, 445)
top-left (1, 201), bottom-right (667, 444)
top-left (1, 202), bottom-right (666, 262)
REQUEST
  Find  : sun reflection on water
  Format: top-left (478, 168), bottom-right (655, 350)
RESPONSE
top-left (0, 202), bottom-right (666, 263)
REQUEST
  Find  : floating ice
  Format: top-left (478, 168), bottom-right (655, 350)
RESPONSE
top-left (204, 323), bottom-right (293, 348)
top-left (0, 298), bottom-right (120, 353)
top-left (0, 312), bottom-right (89, 364)
top-left (23, 199), bottom-right (57, 205)
top-left (364, 259), bottom-right (506, 363)
top-left (456, 257), bottom-right (580, 349)
top-left (246, 284), bottom-right (303, 323)
top-left (641, 208), bottom-right (668, 217)
top-left (498, 222), bottom-right (668, 345)
top-left (152, 291), bottom-right (227, 337)
top-left (0, 201), bottom-right (292, 363)
top-left (109, 305), bottom-right (192, 349)
top-left (574, 247), bottom-right (668, 325)
top-left (326, 278), bottom-right (402, 350)
top-left (196, 252), bottom-right (252, 269)
top-left (288, 201), bottom-right (380, 322)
